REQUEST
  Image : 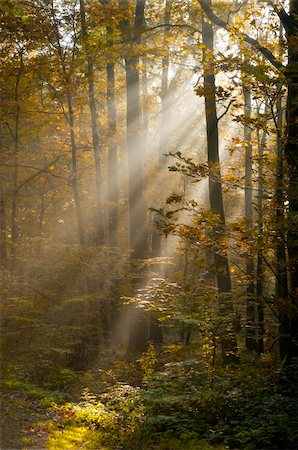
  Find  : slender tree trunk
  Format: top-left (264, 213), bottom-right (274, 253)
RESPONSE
top-left (141, 58), bottom-right (149, 149)
top-left (80, 0), bottom-right (104, 244)
top-left (10, 53), bottom-right (23, 272)
top-left (51, 6), bottom-right (85, 246)
top-left (158, 0), bottom-right (171, 163)
top-left (275, 23), bottom-right (290, 360)
top-left (121, 0), bottom-right (148, 260)
top-left (197, 0), bottom-right (298, 366)
top-left (150, 0), bottom-right (172, 259)
top-left (10, 127), bottom-right (19, 271)
top-left (106, 25), bottom-right (119, 248)
top-left (276, 97), bottom-right (290, 360)
top-left (255, 117), bottom-right (266, 355)
top-left (67, 92), bottom-right (85, 245)
top-left (121, 0), bottom-right (150, 353)
top-left (202, 0), bottom-right (238, 364)
top-left (276, 107), bottom-right (290, 360)
top-left (0, 177), bottom-right (7, 266)
top-left (243, 85), bottom-right (257, 352)
top-left (36, 189), bottom-right (45, 260)
top-left (284, 0), bottom-right (298, 365)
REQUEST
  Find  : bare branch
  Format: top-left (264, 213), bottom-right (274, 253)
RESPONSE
top-left (217, 99), bottom-right (235, 122)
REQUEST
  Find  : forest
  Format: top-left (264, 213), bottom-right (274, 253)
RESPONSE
top-left (0, 0), bottom-right (298, 449)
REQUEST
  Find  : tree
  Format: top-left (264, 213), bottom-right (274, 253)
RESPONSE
top-left (201, 0), bottom-right (238, 364)
top-left (198, 0), bottom-right (298, 365)
top-left (47, 0), bottom-right (85, 245)
top-left (242, 80), bottom-right (257, 351)
top-left (120, 0), bottom-right (148, 261)
top-left (80, 0), bottom-right (104, 245)
top-left (120, 0), bottom-right (150, 353)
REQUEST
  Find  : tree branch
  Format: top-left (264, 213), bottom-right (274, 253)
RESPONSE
top-left (198, 0), bottom-right (284, 71)
top-left (217, 99), bottom-right (235, 122)
top-left (267, 1), bottom-right (294, 35)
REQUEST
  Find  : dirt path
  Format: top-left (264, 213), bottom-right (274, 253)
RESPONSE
top-left (0, 388), bottom-right (50, 449)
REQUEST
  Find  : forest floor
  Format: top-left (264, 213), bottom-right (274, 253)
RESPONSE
top-left (1, 352), bottom-right (297, 450)
top-left (0, 386), bottom-right (51, 449)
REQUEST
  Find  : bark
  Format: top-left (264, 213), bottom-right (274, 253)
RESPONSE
top-left (141, 59), bottom-right (149, 150)
top-left (158, 0), bottom-right (171, 163)
top-left (275, 24), bottom-right (290, 361)
top-left (0, 177), bottom-right (7, 266)
top-left (198, 0), bottom-right (298, 366)
top-left (121, 0), bottom-right (148, 260)
top-left (10, 53), bottom-right (23, 271)
top-left (243, 85), bottom-right (257, 352)
top-left (36, 188), bottom-right (45, 260)
top-left (284, 0), bottom-right (298, 365)
top-left (256, 116), bottom-right (267, 355)
top-left (106, 25), bottom-right (119, 248)
top-left (150, 0), bottom-right (172, 260)
top-left (80, 0), bottom-right (104, 245)
top-left (67, 92), bottom-right (85, 245)
top-left (121, 0), bottom-right (150, 353)
top-left (202, 0), bottom-right (238, 364)
top-left (51, 5), bottom-right (85, 245)
top-left (276, 106), bottom-right (290, 359)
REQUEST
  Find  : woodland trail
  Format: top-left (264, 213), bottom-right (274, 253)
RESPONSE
top-left (0, 387), bottom-right (50, 449)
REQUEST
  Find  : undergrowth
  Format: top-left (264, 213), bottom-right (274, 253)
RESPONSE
top-left (42, 347), bottom-right (298, 450)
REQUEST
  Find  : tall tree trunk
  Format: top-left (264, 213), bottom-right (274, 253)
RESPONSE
top-left (121, 0), bottom-right (150, 353)
top-left (198, 0), bottom-right (298, 366)
top-left (51, 5), bottom-right (85, 245)
top-left (243, 84), bottom-right (257, 352)
top-left (151, 0), bottom-right (171, 258)
top-left (67, 92), bottom-right (85, 245)
top-left (36, 188), bottom-right (45, 260)
top-left (0, 177), bottom-right (7, 267)
top-left (158, 0), bottom-right (171, 163)
top-left (202, 0), bottom-right (238, 364)
top-left (121, 0), bottom-right (148, 260)
top-left (274, 24), bottom-right (290, 361)
top-left (106, 24), bottom-right (119, 248)
top-left (10, 53), bottom-right (23, 271)
top-left (141, 58), bottom-right (149, 150)
top-left (255, 112), bottom-right (267, 355)
top-left (276, 93), bottom-right (290, 361)
top-left (284, 0), bottom-right (298, 365)
top-left (80, 0), bottom-right (104, 244)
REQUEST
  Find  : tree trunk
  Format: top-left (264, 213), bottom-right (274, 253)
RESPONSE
top-left (150, 0), bottom-right (172, 261)
top-left (106, 24), bottom-right (119, 248)
top-left (121, 0), bottom-right (150, 353)
top-left (198, 0), bottom-right (298, 366)
top-left (141, 58), bottom-right (149, 151)
top-left (276, 95), bottom-right (290, 360)
top-left (0, 177), bottom-right (7, 267)
top-left (284, 0), bottom-right (298, 365)
top-left (255, 115), bottom-right (266, 355)
top-left (10, 54), bottom-right (23, 271)
top-left (67, 92), bottom-right (85, 245)
top-left (158, 0), bottom-right (171, 163)
top-left (80, 0), bottom-right (104, 245)
top-left (243, 85), bottom-right (257, 352)
top-left (202, 0), bottom-right (238, 364)
top-left (36, 188), bottom-right (45, 260)
top-left (275, 23), bottom-right (290, 360)
top-left (121, 0), bottom-right (148, 260)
